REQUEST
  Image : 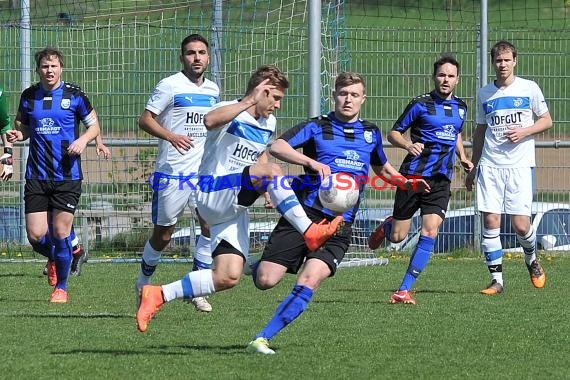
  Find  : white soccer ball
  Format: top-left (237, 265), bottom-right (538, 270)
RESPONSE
top-left (318, 173), bottom-right (359, 214)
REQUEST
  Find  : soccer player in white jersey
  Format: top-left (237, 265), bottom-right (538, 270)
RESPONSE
top-left (136, 65), bottom-right (343, 333)
top-left (136, 34), bottom-right (220, 312)
top-left (466, 40), bottom-right (552, 295)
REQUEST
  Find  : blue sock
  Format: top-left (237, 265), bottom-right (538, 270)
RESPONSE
top-left (255, 284), bottom-right (313, 340)
top-left (30, 234), bottom-right (54, 259)
top-left (399, 235), bottom-right (435, 291)
top-left (53, 237), bottom-right (72, 290)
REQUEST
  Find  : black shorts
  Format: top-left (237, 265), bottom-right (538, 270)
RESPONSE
top-left (392, 175), bottom-right (451, 221)
top-left (237, 166), bottom-right (261, 207)
top-left (260, 206), bottom-right (352, 276)
top-left (24, 179), bottom-right (82, 214)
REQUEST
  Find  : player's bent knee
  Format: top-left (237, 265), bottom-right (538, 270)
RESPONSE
top-left (215, 274), bottom-right (241, 290)
top-left (27, 235), bottom-right (42, 245)
top-left (253, 274), bottom-right (280, 290)
top-left (390, 233), bottom-right (406, 243)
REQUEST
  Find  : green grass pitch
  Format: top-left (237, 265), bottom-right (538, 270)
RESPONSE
top-left (1, 255), bottom-right (569, 379)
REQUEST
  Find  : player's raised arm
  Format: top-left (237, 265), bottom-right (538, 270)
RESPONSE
top-left (203, 79), bottom-right (274, 130)
top-left (269, 138), bottom-right (330, 178)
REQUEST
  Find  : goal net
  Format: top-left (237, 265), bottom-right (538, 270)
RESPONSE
top-left (6, 1), bottom-right (570, 261)
top-left (0, 0), bottom-right (387, 266)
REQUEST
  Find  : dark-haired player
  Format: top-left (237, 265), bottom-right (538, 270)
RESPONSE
top-left (369, 55), bottom-right (473, 305)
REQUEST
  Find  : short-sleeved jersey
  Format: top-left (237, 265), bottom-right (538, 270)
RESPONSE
top-left (392, 90), bottom-right (467, 181)
top-left (198, 99), bottom-right (275, 181)
top-left (18, 82), bottom-right (93, 181)
top-left (279, 112), bottom-right (388, 223)
top-left (145, 72), bottom-right (219, 177)
top-left (476, 76), bottom-right (549, 168)
top-left (0, 86), bottom-right (10, 134)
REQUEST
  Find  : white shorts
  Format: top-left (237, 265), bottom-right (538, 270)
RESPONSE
top-left (151, 176), bottom-right (197, 226)
top-left (196, 187), bottom-right (248, 225)
top-left (476, 166), bottom-right (534, 216)
top-left (209, 210), bottom-right (251, 258)
top-left (196, 171), bottom-right (258, 256)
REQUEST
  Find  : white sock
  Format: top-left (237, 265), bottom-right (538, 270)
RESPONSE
top-left (194, 235), bottom-right (212, 267)
top-left (517, 228), bottom-right (537, 265)
top-left (491, 272), bottom-right (504, 285)
top-left (267, 181), bottom-right (311, 233)
top-left (162, 269), bottom-right (216, 301)
top-left (482, 227), bottom-right (503, 285)
top-left (137, 240), bottom-right (162, 288)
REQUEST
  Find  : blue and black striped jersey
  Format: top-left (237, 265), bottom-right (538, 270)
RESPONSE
top-left (278, 112), bottom-right (388, 222)
top-left (393, 90), bottom-right (467, 180)
top-left (18, 81), bottom-right (94, 181)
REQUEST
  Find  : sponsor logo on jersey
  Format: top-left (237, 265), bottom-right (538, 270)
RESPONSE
top-left (436, 124), bottom-right (456, 140)
top-left (186, 111), bottom-right (205, 125)
top-left (232, 143), bottom-right (262, 162)
top-left (37, 118), bottom-right (60, 135)
top-left (335, 150), bottom-right (364, 170)
top-left (343, 150), bottom-right (360, 161)
top-left (489, 111), bottom-right (523, 127)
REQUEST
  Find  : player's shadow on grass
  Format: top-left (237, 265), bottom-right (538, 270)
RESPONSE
top-left (155, 343), bottom-right (249, 354)
top-left (314, 288), bottom-right (463, 305)
top-left (58, 344), bottom-right (247, 356)
top-left (0, 273), bottom-right (26, 278)
top-left (325, 286), bottom-right (463, 295)
top-left (3, 312), bottom-right (133, 319)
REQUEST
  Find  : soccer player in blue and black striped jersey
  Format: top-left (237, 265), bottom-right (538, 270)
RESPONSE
top-left (7, 47), bottom-right (102, 303)
top-left (245, 72), bottom-right (430, 354)
top-left (368, 55), bottom-right (474, 305)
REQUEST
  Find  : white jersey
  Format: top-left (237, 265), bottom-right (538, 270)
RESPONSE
top-left (476, 76), bottom-right (549, 168)
top-left (145, 71), bottom-right (219, 177)
top-left (196, 100), bottom-right (275, 227)
top-left (198, 99), bottom-right (276, 178)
